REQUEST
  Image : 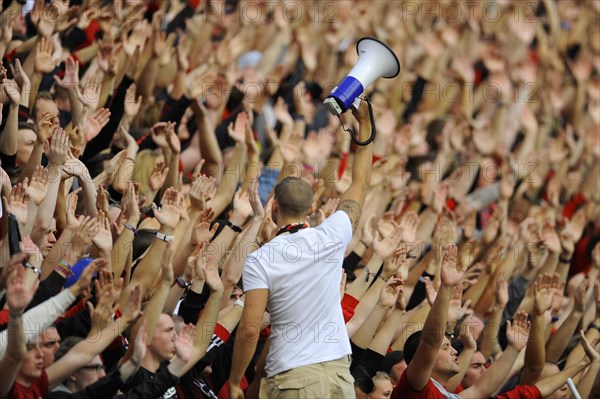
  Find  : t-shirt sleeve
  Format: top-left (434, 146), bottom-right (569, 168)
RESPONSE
top-left (391, 369), bottom-right (439, 399)
top-left (317, 210), bottom-right (353, 247)
top-left (494, 385), bottom-right (542, 399)
top-left (242, 253), bottom-right (269, 292)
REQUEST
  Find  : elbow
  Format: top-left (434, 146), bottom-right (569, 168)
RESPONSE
top-left (222, 272), bottom-right (241, 288)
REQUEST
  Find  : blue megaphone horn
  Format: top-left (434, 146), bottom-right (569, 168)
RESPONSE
top-left (324, 37), bottom-right (401, 145)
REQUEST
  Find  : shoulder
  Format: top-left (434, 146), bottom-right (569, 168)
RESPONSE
top-left (336, 199), bottom-right (362, 232)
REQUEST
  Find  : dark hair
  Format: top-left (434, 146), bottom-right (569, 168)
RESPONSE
top-left (402, 331), bottom-right (422, 365)
top-left (55, 336), bottom-right (84, 362)
top-left (352, 365), bottom-right (374, 394)
top-left (132, 229), bottom-right (159, 261)
top-left (18, 121), bottom-right (37, 133)
top-left (273, 177), bottom-right (313, 218)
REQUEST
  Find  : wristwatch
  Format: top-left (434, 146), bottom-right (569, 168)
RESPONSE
top-left (175, 276), bottom-right (191, 289)
top-left (23, 261), bottom-right (41, 276)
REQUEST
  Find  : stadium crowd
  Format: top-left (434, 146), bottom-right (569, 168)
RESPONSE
top-left (0, 0), bottom-right (599, 398)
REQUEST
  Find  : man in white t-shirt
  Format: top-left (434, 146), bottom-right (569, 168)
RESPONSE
top-left (229, 102), bottom-right (373, 399)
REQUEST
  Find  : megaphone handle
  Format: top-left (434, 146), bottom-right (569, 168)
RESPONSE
top-left (339, 97), bottom-right (377, 146)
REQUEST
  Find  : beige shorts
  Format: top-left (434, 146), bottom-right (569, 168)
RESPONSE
top-left (259, 356), bottom-right (355, 399)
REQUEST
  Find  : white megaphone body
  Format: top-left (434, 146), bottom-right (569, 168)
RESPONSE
top-left (324, 37), bottom-right (400, 116)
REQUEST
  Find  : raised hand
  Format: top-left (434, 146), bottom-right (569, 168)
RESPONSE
top-left (574, 278), bottom-right (589, 314)
top-left (378, 278), bottom-right (403, 309)
top-left (6, 265), bottom-right (38, 314)
top-left (34, 36), bottom-right (57, 73)
top-left (579, 330), bottom-right (600, 362)
top-left (398, 211), bottom-right (419, 243)
top-left (191, 209), bottom-right (218, 246)
top-left (448, 283), bottom-right (471, 324)
top-left (66, 191), bottom-right (80, 228)
top-left (233, 187), bottom-right (252, 220)
top-left (37, 113), bottom-right (59, 143)
top-left (495, 273), bottom-right (509, 308)
top-left (47, 128), bottom-right (70, 167)
top-left (82, 108), bottom-right (111, 142)
top-left (189, 175), bottom-right (217, 211)
top-left (542, 223), bottom-right (561, 254)
top-left (131, 321), bottom-right (148, 366)
top-left (533, 274), bottom-right (553, 316)
top-left (78, 76), bottom-right (101, 110)
top-left (440, 244), bottom-right (464, 286)
top-left (173, 323), bottom-right (195, 364)
top-left (92, 211), bottom-right (113, 251)
top-left (124, 83), bottom-right (142, 118)
top-left (148, 161), bottom-right (168, 192)
top-left (247, 178), bottom-right (264, 220)
top-left (54, 57), bottom-right (79, 89)
top-left (3, 79), bottom-right (20, 105)
top-left (506, 311), bottom-right (531, 351)
top-left (120, 284), bottom-right (142, 323)
top-left (228, 112), bottom-right (249, 143)
top-left (153, 188), bottom-right (182, 229)
top-left (459, 315), bottom-right (477, 350)
top-left (373, 225), bottom-right (404, 261)
top-left (424, 276), bottom-right (441, 306)
top-left (71, 216), bottom-right (100, 251)
top-left (203, 254), bottom-right (224, 294)
top-left (6, 182), bottom-right (29, 224)
top-left (257, 199), bottom-right (277, 244)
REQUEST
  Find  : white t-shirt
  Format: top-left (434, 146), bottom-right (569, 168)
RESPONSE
top-left (243, 211), bottom-right (353, 377)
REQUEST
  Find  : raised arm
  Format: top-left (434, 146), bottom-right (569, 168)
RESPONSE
top-left (407, 244), bottom-right (463, 391)
top-left (336, 101), bottom-right (373, 232)
top-left (461, 311), bottom-right (531, 399)
top-left (0, 264), bottom-right (36, 399)
top-left (46, 285), bottom-right (142, 389)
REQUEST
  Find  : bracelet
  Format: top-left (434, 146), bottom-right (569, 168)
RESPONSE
top-left (156, 232), bottom-right (175, 242)
top-left (175, 276), bottom-right (192, 289)
top-left (559, 256), bottom-right (572, 263)
top-left (254, 238), bottom-right (264, 247)
top-left (226, 220), bottom-right (242, 233)
top-left (55, 260), bottom-right (73, 278)
top-left (124, 223), bottom-right (137, 234)
top-left (363, 266), bottom-right (378, 283)
top-left (234, 299), bottom-right (245, 308)
top-left (378, 274), bottom-right (389, 283)
top-left (23, 261), bottom-right (41, 276)
top-left (360, 240), bottom-right (370, 248)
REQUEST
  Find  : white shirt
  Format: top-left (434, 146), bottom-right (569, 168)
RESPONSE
top-left (243, 211), bottom-right (353, 377)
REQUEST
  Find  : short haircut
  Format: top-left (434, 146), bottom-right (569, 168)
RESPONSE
top-left (18, 121), bottom-right (37, 133)
top-left (273, 177), bottom-right (313, 218)
top-left (54, 336), bottom-right (83, 362)
top-left (373, 371), bottom-right (393, 383)
top-left (402, 330), bottom-right (422, 365)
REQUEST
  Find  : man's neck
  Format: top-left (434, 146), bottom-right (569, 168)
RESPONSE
top-left (277, 216), bottom-right (307, 229)
top-left (141, 353), bottom-right (162, 373)
top-left (15, 375), bottom-right (32, 388)
top-left (430, 371), bottom-right (450, 387)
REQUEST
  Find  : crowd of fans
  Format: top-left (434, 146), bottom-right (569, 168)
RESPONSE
top-left (0, 0), bottom-right (599, 398)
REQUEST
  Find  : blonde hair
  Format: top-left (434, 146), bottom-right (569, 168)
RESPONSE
top-left (134, 149), bottom-right (163, 196)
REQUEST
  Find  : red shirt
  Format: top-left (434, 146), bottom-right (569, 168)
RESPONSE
top-left (391, 370), bottom-right (447, 399)
top-left (9, 370), bottom-right (48, 399)
top-left (495, 385), bottom-right (542, 399)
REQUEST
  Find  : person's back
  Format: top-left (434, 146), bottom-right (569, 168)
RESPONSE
top-left (229, 102), bottom-right (374, 399)
top-left (246, 210), bottom-right (352, 376)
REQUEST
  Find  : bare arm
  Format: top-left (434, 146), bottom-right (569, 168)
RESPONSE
top-left (336, 102), bottom-right (373, 232)
top-left (407, 244), bottom-right (462, 391)
top-left (229, 289), bottom-right (269, 396)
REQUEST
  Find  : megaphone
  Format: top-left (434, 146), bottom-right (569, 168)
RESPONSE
top-left (324, 37), bottom-right (401, 116)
